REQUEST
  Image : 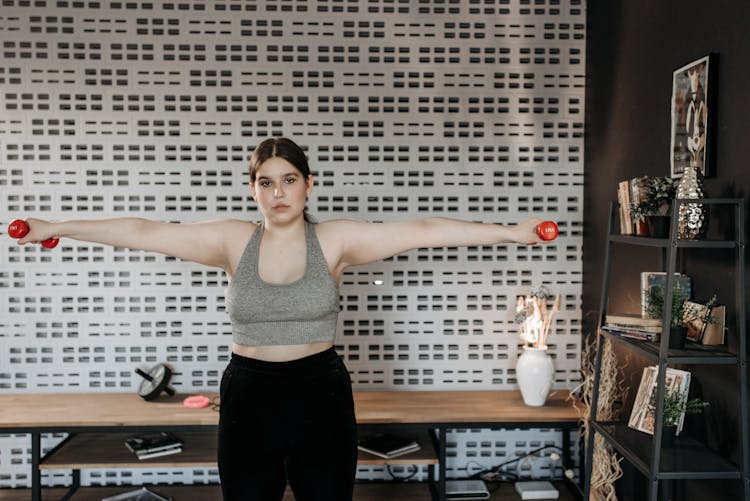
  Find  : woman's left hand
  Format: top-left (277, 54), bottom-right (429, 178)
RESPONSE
top-left (512, 217), bottom-right (545, 245)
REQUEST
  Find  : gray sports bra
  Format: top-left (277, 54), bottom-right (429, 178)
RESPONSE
top-left (225, 221), bottom-right (339, 346)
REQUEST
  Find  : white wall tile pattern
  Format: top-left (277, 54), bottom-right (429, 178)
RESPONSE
top-left (0, 0), bottom-right (584, 487)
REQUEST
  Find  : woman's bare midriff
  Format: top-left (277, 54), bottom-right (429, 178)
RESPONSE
top-left (232, 341), bottom-right (334, 362)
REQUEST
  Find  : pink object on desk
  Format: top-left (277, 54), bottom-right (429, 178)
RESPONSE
top-left (183, 395), bottom-right (210, 408)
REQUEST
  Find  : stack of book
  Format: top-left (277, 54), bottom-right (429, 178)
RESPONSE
top-left (357, 432), bottom-right (420, 459)
top-left (125, 431), bottom-right (182, 460)
top-left (602, 313), bottom-right (662, 341)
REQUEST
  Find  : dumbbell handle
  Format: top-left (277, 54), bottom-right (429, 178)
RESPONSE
top-left (536, 221), bottom-right (559, 241)
top-left (135, 368), bottom-right (154, 382)
top-left (7, 219), bottom-right (59, 248)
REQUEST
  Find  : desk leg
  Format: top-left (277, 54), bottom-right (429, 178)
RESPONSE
top-left (438, 427), bottom-right (446, 501)
top-left (31, 432), bottom-right (41, 501)
top-left (59, 470), bottom-right (80, 501)
top-left (562, 426), bottom-right (571, 471)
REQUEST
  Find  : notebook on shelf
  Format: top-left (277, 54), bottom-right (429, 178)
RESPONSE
top-left (124, 431), bottom-right (183, 460)
top-left (357, 432), bottom-right (420, 459)
top-left (101, 486), bottom-right (172, 501)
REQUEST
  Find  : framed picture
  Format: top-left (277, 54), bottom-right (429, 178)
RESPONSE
top-left (628, 366), bottom-right (691, 435)
top-left (669, 54), bottom-right (717, 178)
top-left (683, 300), bottom-right (726, 345)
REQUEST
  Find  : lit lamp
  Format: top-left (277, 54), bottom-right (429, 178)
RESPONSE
top-left (514, 286), bottom-right (560, 406)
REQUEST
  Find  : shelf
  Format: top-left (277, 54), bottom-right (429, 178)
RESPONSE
top-left (40, 429), bottom-right (439, 470)
top-left (592, 421), bottom-right (740, 480)
top-left (40, 432), bottom-right (217, 469)
top-left (601, 330), bottom-right (738, 365)
top-left (0, 483), bottom-right (436, 501)
top-left (0, 481), bottom-right (581, 501)
top-left (608, 235), bottom-right (736, 248)
top-left (589, 199), bottom-right (748, 500)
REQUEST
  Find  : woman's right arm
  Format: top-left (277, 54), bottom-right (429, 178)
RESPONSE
top-left (16, 217), bottom-right (245, 270)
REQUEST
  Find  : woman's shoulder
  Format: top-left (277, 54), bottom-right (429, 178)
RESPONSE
top-left (312, 219), bottom-right (367, 253)
top-left (221, 220), bottom-right (261, 276)
top-left (219, 219), bottom-right (259, 248)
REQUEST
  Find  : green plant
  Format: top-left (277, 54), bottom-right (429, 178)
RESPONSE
top-left (644, 283), bottom-right (717, 328)
top-left (648, 386), bottom-right (709, 428)
top-left (630, 176), bottom-right (677, 220)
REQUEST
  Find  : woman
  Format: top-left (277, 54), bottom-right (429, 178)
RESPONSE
top-left (15, 137), bottom-right (547, 501)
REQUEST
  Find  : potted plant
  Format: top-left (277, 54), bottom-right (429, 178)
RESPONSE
top-left (630, 176), bottom-right (677, 238)
top-left (644, 283), bottom-right (717, 349)
top-left (648, 386), bottom-right (709, 447)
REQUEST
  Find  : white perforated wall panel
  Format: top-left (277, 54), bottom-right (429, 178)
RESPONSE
top-left (0, 0), bottom-right (584, 488)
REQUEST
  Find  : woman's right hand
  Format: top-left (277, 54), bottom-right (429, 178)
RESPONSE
top-left (14, 218), bottom-right (58, 245)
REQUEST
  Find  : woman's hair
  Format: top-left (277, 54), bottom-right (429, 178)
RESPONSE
top-left (249, 137), bottom-right (314, 222)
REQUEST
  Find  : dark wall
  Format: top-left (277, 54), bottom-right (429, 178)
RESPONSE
top-left (584, 1), bottom-right (750, 499)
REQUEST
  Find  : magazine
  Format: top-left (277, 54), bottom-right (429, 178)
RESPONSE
top-left (601, 325), bottom-right (659, 342)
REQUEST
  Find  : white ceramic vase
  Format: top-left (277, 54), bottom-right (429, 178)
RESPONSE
top-left (516, 346), bottom-right (554, 407)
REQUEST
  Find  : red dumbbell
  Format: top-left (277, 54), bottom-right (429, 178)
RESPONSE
top-left (7, 219), bottom-right (59, 248)
top-left (536, 221), bottom-right (559, 241)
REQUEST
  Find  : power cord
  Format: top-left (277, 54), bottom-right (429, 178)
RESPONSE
top-left (465, 445), bottom-right (574, 483)
top-left (386, 464), bottom-right (418, 481)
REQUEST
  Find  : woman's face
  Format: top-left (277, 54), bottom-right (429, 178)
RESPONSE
top-left (250, 156), bottom-right (313, 224)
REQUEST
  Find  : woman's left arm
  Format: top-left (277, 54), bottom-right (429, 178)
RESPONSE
top-left (325, 217), bottom-right (545, 271)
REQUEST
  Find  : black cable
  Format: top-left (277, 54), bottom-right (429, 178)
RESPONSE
top-left (386, 464), bottom-right (418, 481)
top-left (466, 445), bottom-right (567, 483)
top-left (490, 445), bottom-right (563, 472)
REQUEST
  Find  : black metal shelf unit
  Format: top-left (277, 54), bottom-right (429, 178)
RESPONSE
top-left (584, 198), bottom-right (749, 501)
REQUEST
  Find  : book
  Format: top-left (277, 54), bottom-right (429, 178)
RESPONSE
top-left (101, 486), bottom-right (171, 501)
top-left (357, 432), bottom-right (420, 459)
top-left (605, 313), bottom-right (661, 327)
top-left (629, 176), bottom-right (650, 235)
top-left (125, 432), bottom-right (182, 455)
top-left (605, 323), bottom-right (662, 333)
top-left (604, 313), bottom-right (662, 334)
top-left (616, 184), bottom-right (627, 235)
top-left (135, 446), bottom-right (182, 460)
top-left (628, 366), bottom-right (691, 435)
top-left (601, 325), bottom-right (659, 342)
top-left (618, 180), bottom-right (633, 235)
top-left (640, 272), bottom-right (692, 317)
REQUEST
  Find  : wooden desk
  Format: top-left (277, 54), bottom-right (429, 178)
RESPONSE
top-left (0, 391), bottom-right (580, 501)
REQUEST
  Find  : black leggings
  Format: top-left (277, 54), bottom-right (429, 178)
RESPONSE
top-left (217, 347), bottom-right (358, 501)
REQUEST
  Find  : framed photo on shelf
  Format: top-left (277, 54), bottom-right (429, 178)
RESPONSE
top-left (669, 53), bottom-right (717, 178)
top-left (628, 366), bottom-right (691, 435)
top-left (684, 300), bottom-right (726, 345)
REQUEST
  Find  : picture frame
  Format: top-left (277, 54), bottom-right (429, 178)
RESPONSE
top-left (669, 54), bottom-right (717, 178)
top-left (684, 300), bottom-right (726, 345)
top-left (628, 366), bottom-right (691, 435)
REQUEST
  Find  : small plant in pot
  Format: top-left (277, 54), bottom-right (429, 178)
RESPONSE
top-left (644, 283), bottom-right (717, 349)
top-left (630, 176), bottom-right (676, 238)
top-left (648, 386), bottom-right (709, 447)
